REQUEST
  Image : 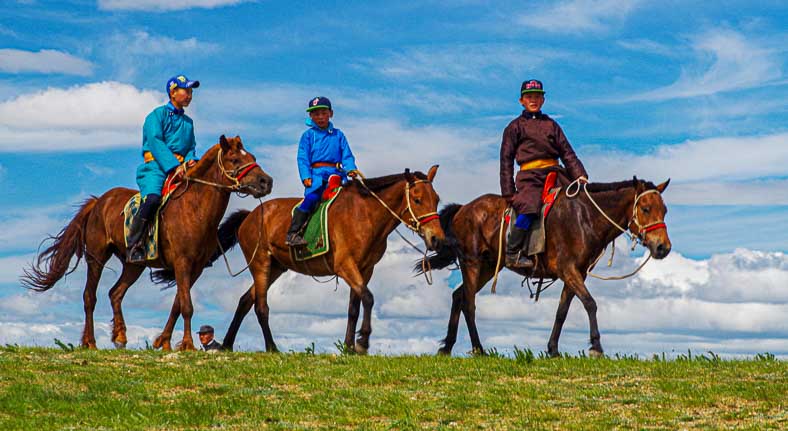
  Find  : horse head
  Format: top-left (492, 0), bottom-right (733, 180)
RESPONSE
top-left (217, 135), bottom-right (273, 198)
top-left (404, 165), bottom-right (445, 251)
top-left (630, 178), bottom-right (672, 259)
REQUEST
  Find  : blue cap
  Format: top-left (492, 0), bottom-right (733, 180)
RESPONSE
top-left (306, 96), bottom-right (332, 112)
top-left (521, 79), bottom-right (545, 94)
top-left (166, 74), bottom-right (200, 95)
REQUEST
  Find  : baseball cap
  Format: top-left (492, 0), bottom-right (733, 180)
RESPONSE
top-left (167, 74), bottom-right (200, 95)
top-left (306, 96), bottom-right (332, 112)
top-left (521, 79), bottom-right (545, 95)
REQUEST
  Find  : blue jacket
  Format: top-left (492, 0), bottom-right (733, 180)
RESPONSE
top-left (296, 119), bottom-right (357, 183)
top-left (141, 102), bottom-right (197, 174)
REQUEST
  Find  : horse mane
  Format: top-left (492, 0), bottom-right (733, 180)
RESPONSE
top-left (344, 171), bottom-right (429, 196)
top-left (585, 178), bottom-right (657, 193)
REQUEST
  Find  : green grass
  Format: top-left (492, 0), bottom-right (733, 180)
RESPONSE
top-left (0, 346), bottom-right (785, 430)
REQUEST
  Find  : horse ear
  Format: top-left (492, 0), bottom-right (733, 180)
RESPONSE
top-left (656, 178), bottom-right (671, 193)
top-left (235, 135), bottom-right (243, 148)
top-left (404, 168), bottom-right (414, 183)
top-left (427, 164), bottom-right (439, 182)
top-left (219, 134), bottom-right (230, 151)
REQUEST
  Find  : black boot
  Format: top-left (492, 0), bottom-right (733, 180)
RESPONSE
top-left (126, 216), bottom-right (151, 264)
top-left (505, 225), bottom-right (534, 269)
top-left (285, 208), bottom-right (310, 247)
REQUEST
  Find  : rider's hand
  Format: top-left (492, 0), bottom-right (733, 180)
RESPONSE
top-left (577, 176), bottom-right (589, 183)
top-left (303, 178), bottom-right (312, 188)
top-left (503, 195), bottom-right (515, 204)
top-left (347, 170), bottom-right (359, 178)
top-left (186, 160), bottom-right (197, 168)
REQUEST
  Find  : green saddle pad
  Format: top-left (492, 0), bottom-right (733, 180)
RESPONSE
top-left (123, 193), bottom-right (171, 261)
top-left (291, 188), bottom-right (342, 261)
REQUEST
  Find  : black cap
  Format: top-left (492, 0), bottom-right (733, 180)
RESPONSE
top-left (307, 96), bottom-right (332, 112)
top-left (521, 79), bottom-right (545, 95)
top-left (197, 325), bottom-right (214, 334)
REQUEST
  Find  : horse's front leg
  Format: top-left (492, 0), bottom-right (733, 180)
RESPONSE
top-left (564, 270), bottom-right (603, 357)
top-left (339, 265), bottom-right (373, 355)
top-left (153, 296), bottom-right (180, 351)
top-left (108, 263), bottom-right (145, 349)
top-left (547, 283), bottom-right (575, 357)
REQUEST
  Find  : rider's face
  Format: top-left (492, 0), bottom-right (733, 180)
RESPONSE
top-left (519, 92), bottom-right (545, 113)
top-left (308, 108), bottom-right (332, 129)
top-left (170, 87), bottom-right (193, 109)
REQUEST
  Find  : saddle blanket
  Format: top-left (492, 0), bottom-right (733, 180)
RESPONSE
top-left (291, 187), bottom-right (342, 262)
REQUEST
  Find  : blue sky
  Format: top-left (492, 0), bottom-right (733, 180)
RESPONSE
top-left (0, 0), bottom-right (786, 357)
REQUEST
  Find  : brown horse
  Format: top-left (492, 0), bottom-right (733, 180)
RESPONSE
top-left (166, 166), bottom-right (446, 353)
top-left (420, 177), bottom-right (671, 357)
top-left (21, 136), bottom-right (273, 350)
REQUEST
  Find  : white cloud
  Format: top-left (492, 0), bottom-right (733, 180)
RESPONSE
top-left (357, 44), bottom-right (567, 82)
top-left (585, 133), bottom-right (788, 205)
top-left (0, 81), bottom-right (161, 152)
top-left (0, 49), bottom-right (93, 76)
top-left (627, 29), bottom-right (783, 101)
top-left (516, 0), bottom-right (640, 34)
top-left (97, 0), bottom-right (252, 11)
top-left (108, 31), bottom-right (216, 56)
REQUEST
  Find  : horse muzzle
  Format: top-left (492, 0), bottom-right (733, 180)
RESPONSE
top-left (244, 174), bottom-right (273, 198)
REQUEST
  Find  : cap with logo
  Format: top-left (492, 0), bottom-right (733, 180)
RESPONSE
top-left (167, 74), bottom-right (200, 95)
top-left (306, 96), bottom-right (332, 112)
top-left (520, 79), bottom-right (545, 95)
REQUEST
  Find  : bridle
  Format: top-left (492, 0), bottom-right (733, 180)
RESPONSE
top-left (357, 173), bottom-right (440, 237)
top-left (184, 147), bottom-right (261, 193)
top-left (565, 178), bottom-right (668, 281)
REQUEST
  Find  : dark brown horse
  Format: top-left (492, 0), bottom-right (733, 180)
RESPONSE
top-left (21, 136), bottom-right (273, 350)
top-left (178, 166), bottom-right (446, 353)
top-left (420, 177), bottom-right (671, 357)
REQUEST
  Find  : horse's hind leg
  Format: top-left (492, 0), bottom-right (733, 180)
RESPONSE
top-left (108, 263), bottom-right (145, 348)
top-left (81, 252), bottom-right (110, 349)
top-left (438, 285), bottom-right (465, 356)
top-left (355, 267), bottom-right (376, 355)
top-left (250, 255), bottom-right (279, 352)
top-left (343, 290), bottom-right (361, 351)
top-left (459, 260), bottom-right (493, 355)
top-left (547, 284), bottom-right (574, 358)
top-left (222, 285), bottom-right (253, 351)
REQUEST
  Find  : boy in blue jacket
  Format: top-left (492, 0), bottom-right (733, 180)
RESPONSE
top-left (127, 74), bottom-right (200, 263)
top-left (286, 96), bottom-right (359, 246)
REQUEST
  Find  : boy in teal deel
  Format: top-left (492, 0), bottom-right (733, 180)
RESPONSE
top-left (286, 96), bottom-right (359, 246)
top-left (127, 74), bottom-right (200, 263)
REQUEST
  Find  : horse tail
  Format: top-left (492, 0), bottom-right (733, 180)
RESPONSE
top-left (150, 209), bottom-right (252, 288)
top-left (21, 197), bottom-right (98, 292)
top-left (414, 203), bottom-right (463, 274)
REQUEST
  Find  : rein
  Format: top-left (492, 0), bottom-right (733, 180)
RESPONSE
top-left (356, 172), bottom-right (439, 285)
top-left (565, 177), bottom-right (666, 280)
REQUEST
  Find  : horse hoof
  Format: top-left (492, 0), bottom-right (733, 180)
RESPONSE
top-left (589, 349), bottom-right (604, 358)
top-left (547, 350), bottom-right (561, 358)
top-left (471, 347), bottom-right (486, 356)
top-left (354, 344), bottom-right (368, 355)
top-left (437, 348), bottom-right (452, 356)
top-left (152, 335), bottom-right (165, 349)
top-left (113, 341), bottom-right (127, 350)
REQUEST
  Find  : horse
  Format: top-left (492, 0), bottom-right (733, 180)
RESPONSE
top-left (419, 177), bottom-right (671, 357)
top-left (21, 136), bottom-right (273, 351)
top-left (163, 166), bottom-right (445, 353)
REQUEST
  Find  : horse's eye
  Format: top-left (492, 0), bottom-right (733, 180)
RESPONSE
top-left (414, 198), bottom-right (422, 204)
top-left (642, 206), bottom-right (651, 214)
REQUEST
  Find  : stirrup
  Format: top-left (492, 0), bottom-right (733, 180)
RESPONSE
top-left (505, 252), bottom-right (533, 269)
top-left (286, 233), bottom-right (308, 247)
top-left (127, 244), bottom-right (147, 264)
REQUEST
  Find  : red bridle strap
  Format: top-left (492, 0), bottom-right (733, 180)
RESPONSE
top-left (418, 214), bottom-right (440, 224)
top-left (235, 163), bottom-right (259, 181)
top-left (641, 222), bottom-right (666, 233)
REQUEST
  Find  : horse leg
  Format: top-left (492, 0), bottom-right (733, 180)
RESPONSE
top-left (81, 253), bottom-right (109, 349)
top-left (250, 255), bottom-right (278, 352)
top-left (546, 284), bottom-right (575, 358)
top-left (565, 272), bottom-right (604, 357)
top-left (343, 289), bottom-right (361, 351)
top-left (222, 285), bottom-right (253, 351)
top-left (108, 263), bottom-right (145, 349)
top-left (459, 260), bottom-right (491, 355)
top-left (154, 294), bottom-right (180, 351)
top-left (438, 285), bottom-right (464, 356)
top-left (174, 264), bottom-right (204, 351)
top-left (338, 265), bottom-right (373, 355)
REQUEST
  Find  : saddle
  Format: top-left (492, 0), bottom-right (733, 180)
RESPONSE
top-left (291, 174), bottom-right (343, 261)
top-left (507, 171), bottom-right (561, 257)
top-left (122, 171), bottom-right (185, 261)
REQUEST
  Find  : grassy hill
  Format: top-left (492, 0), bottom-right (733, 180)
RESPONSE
top-left (0, 346), bottom-right (784, 430)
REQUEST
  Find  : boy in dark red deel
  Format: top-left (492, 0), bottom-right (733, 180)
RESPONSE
top-left (500, 79), bottom-right (588, 269)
